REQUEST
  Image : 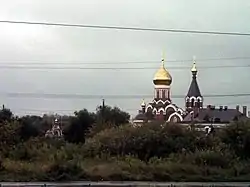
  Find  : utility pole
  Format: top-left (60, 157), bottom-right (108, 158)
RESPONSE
top-left (102, 99), bottom-right (105, 109)
top-left (102, 99), bottom-right (105, 125)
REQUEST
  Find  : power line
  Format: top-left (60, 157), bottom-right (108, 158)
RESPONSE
top-left (1, 56), bottom-right (250, 65)
top-left (11, 100), bottom-right (250, 115)
top-left (1, 92), bottom-right (250, 99)
top-left (12, 104), bottom-right (250, 114)
top-left (0, 64), bottom-right (249, 70)
top-left (0, 20), bottom-right (250, 36)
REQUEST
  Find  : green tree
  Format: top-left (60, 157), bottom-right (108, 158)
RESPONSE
top-left (0, 120), bottom-right (21, 153)
top-left (18, 116), bottom-right (41, 140)
top-left (64, 109), bottom-right (96, 143)
top-left (96, 105), bottom-right (130, 126)
top-left (83, 123), bottom-right (209, 160)
top-left (220, 120), bottom-right (250, 158)
top-left (0, 107), bottom-right (13, 122)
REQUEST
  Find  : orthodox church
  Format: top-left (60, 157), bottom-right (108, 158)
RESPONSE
top-left (133, 56), bottom-right (248, 126)
top-left (45, 116), bottom-right (63, 138)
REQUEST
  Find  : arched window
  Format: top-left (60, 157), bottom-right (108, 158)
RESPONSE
top-left (166, 89), bottom-right (169, 99)
top-left (214, 118), bottom-right (221, 123)
top-left (197, 98), bottom-right (201, 108)
top-left (162, 90), bottom-right (166, 99)
top-left (156, 90), bottom-right (160, 98)
top-left (191, 98), bottom-right (195, 107)
top-left (173, 116), bottom-right (178, 122)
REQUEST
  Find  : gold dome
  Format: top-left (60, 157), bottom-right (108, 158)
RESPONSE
top-left (153, 58), bottom-right (172, 85)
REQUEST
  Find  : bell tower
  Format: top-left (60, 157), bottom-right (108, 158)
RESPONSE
top-left (186, 56), bottom-right (203, 112)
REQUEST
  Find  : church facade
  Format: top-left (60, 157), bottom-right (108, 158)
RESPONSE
top-left (133, 56), bottom-right (248, 126)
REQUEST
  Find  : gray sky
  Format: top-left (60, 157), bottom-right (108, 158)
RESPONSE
top-left (0, 0), bottom-right (250, 117)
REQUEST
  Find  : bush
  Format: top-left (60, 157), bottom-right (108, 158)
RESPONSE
top-left (44, 160), bottom-right (87, 181)
top-left (220, 120), bottom-right (250, 158)
top-left (83, 123), bottom-right (213, 160)
top-left (1, 115), bottom-right (250, 182)
top-left (193, 150), bottom-right (232, 168)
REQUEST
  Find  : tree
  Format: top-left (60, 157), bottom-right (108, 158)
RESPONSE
top-left (87, 105), bottom-right (130, 137)
top-left (63, 109), bottom-right (96, 143)
top-left (96, 105), bottom-right (130, 126)
top-left (18, 116), bottom-right (41, 140)
top-left (220, 120), bottom-right (250, 158)
top-left (0, 120), bottom-right (21, 153)
top-left (0, 107), bottom-right (13, 122)
top-left (83, 123), bottom-right (209, 160)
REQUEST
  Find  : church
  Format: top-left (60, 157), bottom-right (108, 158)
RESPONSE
top-left (133, 56), bottom-right (248, 126)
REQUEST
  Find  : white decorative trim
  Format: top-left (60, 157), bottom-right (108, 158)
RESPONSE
top-left (158, 108), bottom-right (165, 114)
top-left (167, 112), bottom-right (183, 122)
top-left (153, 99), bottom-right (171, 105)
top-left (197, 96), bottom-right (203, 102)
top-left (165, 104), bottom-right (177, 113)
top-left (133, 120), bottom-right (144, 123)
top-left (189, 96), bottom-right (197, 102)
top-left (154, 85), bottom-right (170, 89)
top-left (145, 105), bottom-right (153, 112)
top-left (187, 96), bottom-right (203, 103)
top-left (146, 101), bottom-right (184, 116)
top-left (177, 108), bottom-right (184, 115)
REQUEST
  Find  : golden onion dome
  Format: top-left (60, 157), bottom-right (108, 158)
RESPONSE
top-left (153, 58), bottom-right (172, 85)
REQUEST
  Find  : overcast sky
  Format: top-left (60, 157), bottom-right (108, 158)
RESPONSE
top-left (0, 0), bottom-right (250, 117)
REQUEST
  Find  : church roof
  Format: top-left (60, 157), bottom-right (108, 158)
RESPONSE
top-left (182, 107), bottom-right (248, 123)
top-left (187, 58), bottom-right (202, 97)
top-left (133, 111), bottom-right (148, 121)
top-left (187, 77), bottom-right (202, 97)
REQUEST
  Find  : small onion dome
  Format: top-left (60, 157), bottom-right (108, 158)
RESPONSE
top-left (133, 113), bottom-right (147, 121)
top-left (153, 58), bottom-right (172, 86)
top-left (141, 99), bottom-right (146, 107)
top-left (191, 56), bottom-right (197, 72)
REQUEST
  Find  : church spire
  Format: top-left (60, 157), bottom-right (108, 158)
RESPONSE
top-left (186, 56), bottom-right (203, 111)
top-left (141, 99), bottom-right (146, 113)
top-left (191, 56), bottom-right (197, 73)
top-left (161, 51), bottom-right (166, 68)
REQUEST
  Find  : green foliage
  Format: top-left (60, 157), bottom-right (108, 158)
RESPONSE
top-left (0, 107), bottom-right (13, 122)
top-left (1, 107), bottom-right (250, 182)
top-left (220, 120), bottom-right (250, 158)
top-left (63, 106), bottom-right (130, 143)
top-left (0, 120), bottom-right (21, 152)
top-left (63, 109), bottom-right (96, 143)
top-left (96, 105), bottom-right (130, 126)
top-left (18, 116), bottom-right (42, 140)
top-left (45, 160), bottom-right (87, 181)
top-left (83, 123), bottom-right (212, 160)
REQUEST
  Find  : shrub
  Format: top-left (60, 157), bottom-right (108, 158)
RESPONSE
top-left (193, 150), bottom-right (232, 168)
top-left (83, 123), bottom-right (211, 160)
top-left (220, 120), bottom-right (250, 158)
top-left (44, 160), bottom-right (87, 181)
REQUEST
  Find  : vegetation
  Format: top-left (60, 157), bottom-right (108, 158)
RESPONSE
top-left (0, 105), bottom-right (250, 182)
